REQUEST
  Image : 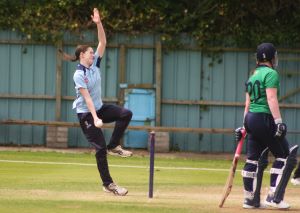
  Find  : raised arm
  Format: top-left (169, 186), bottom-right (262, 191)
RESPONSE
top-left (91, 8), bottom-right (106, 58)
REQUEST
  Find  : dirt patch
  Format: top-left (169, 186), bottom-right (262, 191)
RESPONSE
top-left (1, 186), bottom-right (299, 212)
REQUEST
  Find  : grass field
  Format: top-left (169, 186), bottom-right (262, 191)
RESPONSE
top-left (0, 148), bottom-right (299, 213)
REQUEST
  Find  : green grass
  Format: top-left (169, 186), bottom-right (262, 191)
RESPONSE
top-left (0, 150), bottom-right (299, 213)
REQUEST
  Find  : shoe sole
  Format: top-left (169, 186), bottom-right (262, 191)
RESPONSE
top-left (291, 180), bottom-right (300, 185)
top-left (243, 204), bottom-right (267, 209)
top-left (243, 204), bottom-right (255, 209)
top-left (291, 182), bottom-right (300, 186)
top-left (107, 151), bottom-right (132, 158)
top-left (264, 201), bottom-right (290, 209)
top-left (103, 187), bottom-right (128, 196)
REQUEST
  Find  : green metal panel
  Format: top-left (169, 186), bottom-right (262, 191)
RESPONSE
top-left (278, 52), bottom-right (300, 147)
top-left (126, 48), bottom-right (154, 84)
top-left (0, 31), bottom-right (57, 146)
top-left (102, 49), bottom-right (119, 97)
top-left (116, 34), bottom-right (155, 84)
top-left (0, 40), bottom-right (9, 143)
top-left (1, 30), bottom-right (300, 153)
top-left (162, 50), bottom-right (202, 151)
top-left (162, 49), bottom-right (300, 153)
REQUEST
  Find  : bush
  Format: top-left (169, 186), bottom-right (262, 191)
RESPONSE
top-left (1, 0), bottom-right (300, 48)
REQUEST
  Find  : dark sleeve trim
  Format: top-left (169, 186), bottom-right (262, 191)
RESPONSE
top-left (96, 57), bottom-right (102, 68)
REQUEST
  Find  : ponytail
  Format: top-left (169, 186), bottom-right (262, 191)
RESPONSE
top-left (58, 48), bottom-right (77, 61)
top-left (58, 45), bottom-right (90, 62)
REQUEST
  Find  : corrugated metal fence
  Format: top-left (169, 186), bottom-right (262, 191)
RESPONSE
top-left (1, 30), bottom-right (300, 152)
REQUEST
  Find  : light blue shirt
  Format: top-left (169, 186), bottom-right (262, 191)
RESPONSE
top-left (72, 52), bottom-right (103, 113)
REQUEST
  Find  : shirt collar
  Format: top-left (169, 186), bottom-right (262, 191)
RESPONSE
top-left (77, 63), bottom-right (88, 71)
top-left (77, 63), bottom-right (95, 75)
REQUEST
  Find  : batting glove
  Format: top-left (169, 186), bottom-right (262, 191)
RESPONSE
top-left (275, 119), bottom-right (287, 139)
top-left (235, 127), bottom-right (244, 142)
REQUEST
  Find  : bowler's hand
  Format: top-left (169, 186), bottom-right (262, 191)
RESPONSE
top-left (91, 8), bottom-right (101, 24)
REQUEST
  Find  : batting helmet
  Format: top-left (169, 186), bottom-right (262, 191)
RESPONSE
top-left (256, 43), bottom-right (276, 62)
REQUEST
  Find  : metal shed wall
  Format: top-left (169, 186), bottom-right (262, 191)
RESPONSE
top-left (0, 31), bottom-right (56, 145)
top-left (1, 30), bottom-right (300, 152)
top-left (162, 50), bottom-right (300, 152)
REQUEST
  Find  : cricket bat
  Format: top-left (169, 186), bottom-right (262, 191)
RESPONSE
top-left (219, 129), bottom-right (246, 208)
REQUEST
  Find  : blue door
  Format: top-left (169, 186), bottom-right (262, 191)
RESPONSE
top-left (124, 89), bottom-right (155, 148)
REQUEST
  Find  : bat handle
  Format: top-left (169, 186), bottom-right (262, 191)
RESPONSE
top-left (234, 129), bottom-right (246, 157)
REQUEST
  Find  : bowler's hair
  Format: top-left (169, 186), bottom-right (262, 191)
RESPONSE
top-left (73, 45), bottom-right (90, 61)
top-left (59, 45), bottom-right (90, 62)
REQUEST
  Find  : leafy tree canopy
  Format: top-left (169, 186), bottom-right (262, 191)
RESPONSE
top-left (1, 0), bottom-right (300, 48)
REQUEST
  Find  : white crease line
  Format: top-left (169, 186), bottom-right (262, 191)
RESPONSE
top-left (0, 159), bottom-right (235, 172)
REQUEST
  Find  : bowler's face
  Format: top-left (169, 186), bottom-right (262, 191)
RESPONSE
top-left (81, 47), bottom-right (94, 67)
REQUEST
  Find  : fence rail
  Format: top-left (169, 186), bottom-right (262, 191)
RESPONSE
top-left (2, 94), bottom-right (300, 109)
top-left (1, 119), bottom-right (234, 134)
top-left (2, 119), bottom-right (300, 134)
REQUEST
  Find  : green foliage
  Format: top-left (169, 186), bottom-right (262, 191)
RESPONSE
top-left (1, 0), bottom-right (300, 47)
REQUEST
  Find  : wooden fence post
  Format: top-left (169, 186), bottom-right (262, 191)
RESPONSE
top-left (118, 44), bottom-right (126, 106)
top-left (155, 41), bottom-right (162, 126)
top-left (55, 41), bottom-right (63, 121)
